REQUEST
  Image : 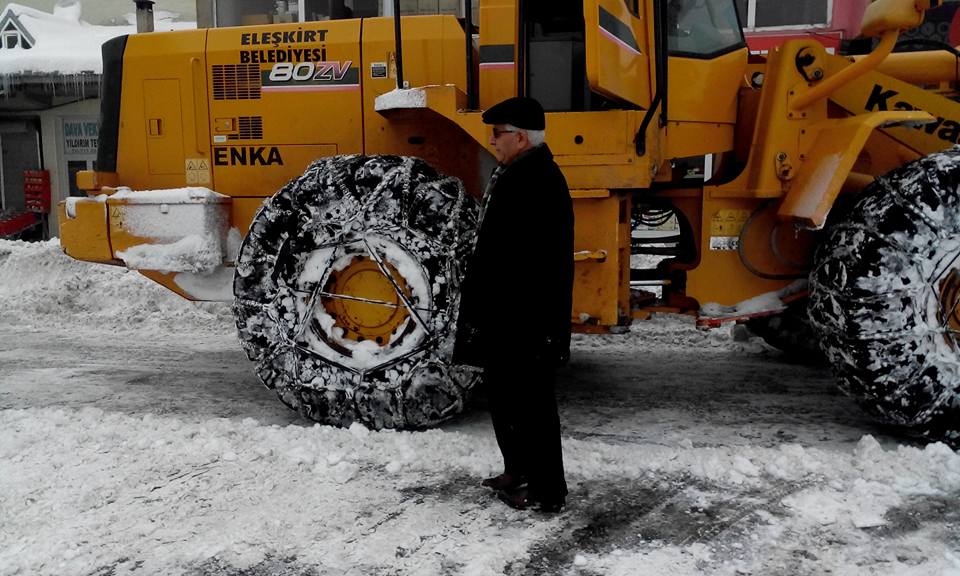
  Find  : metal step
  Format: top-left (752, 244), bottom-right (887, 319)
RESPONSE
top-left (630, 268), bottom-right (670, 281)
top-left (631, 233), bottom-right (682, 245)
top-left (631, 245), bottom-right (685, 256)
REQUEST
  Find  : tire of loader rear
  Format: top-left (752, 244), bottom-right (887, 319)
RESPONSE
top-left (232, 155), bottom-right (481, 429)
top-left (808, 148), bottom-right (960, 447)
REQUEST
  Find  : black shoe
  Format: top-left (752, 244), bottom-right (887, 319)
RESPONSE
top-left (538, 499), bottom-right (565, 513)
top-left (481, 473), bottom-right (526, 491)
top-left (497, 486), bottom-right (565, 513)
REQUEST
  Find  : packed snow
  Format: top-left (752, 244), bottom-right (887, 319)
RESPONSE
top-left (1, 238), bottom-right (958, 576)
top-left (375, 87), bottom-right (429, 111)
top-left (66, 187), bottom-right (236, 279)
top-left (116, 234), bottom-right (225, 274)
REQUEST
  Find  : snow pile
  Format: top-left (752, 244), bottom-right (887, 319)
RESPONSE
top-left (102, 187), bottom-right (233, 275)
top-left (2, 406), bottom-right (958, 576)
top-left (0, 239), bottom-right (232, 333)
top-left (0, 407), bottom-right (500, 575)
top-left (374, 87), bottom-right (428, 111)
top-left (0, 3), bottom-right (195, 75)
top-left (51, 1), bottom-right (81, 22)
top-left (116, 234), bottom-right (224, 274)
top-left (572, 313), bottom-right (770, 356)
top-left (110, 187), bottom-right (227, 205)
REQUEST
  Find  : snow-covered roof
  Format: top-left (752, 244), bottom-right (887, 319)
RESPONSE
top-left (0, 3), bottom-right (196, 76)
top-left (0, 9), bottom-right (35, 48)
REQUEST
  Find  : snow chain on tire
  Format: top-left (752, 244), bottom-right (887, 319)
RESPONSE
top-left (233, 155), bottom-right (481, 429)
top-left (809, 147), bottom-right (960, 447)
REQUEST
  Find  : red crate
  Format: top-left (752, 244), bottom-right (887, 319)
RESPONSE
top-left (23, 169), bottom-right (51, 213)
top-left (0, 211), bottom-right (38, 237)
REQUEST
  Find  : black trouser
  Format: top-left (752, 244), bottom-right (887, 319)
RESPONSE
top-left (484, 361), bottom-right (567, 502)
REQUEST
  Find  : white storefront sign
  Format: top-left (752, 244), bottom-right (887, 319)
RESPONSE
top-left (63, 119), bottom-right (98, 156)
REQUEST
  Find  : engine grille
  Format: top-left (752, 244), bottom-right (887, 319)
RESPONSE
top-left (229, 116), bottom-right (264, 140)
top-left (212, 64), bottom-right (261, 100)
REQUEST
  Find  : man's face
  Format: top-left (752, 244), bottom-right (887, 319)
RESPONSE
top-left (489, 124), bottom-right (527, 165)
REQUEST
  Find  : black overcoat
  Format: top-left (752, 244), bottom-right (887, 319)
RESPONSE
top-left (453, 144), bottom-right (574, 367)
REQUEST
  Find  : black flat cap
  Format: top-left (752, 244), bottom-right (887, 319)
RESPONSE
top-left (481, 97), bottom-right (545, 130)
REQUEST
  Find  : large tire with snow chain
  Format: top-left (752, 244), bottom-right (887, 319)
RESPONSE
top-left (233, 155), bottom-right (481, 429)
top-left (809, 148), bottom-right (960, 447)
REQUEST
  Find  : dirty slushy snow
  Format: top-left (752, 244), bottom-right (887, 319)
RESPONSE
top-left (0, 239), bottom-right (958, 576)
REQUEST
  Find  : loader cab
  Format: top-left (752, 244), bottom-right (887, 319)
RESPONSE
top-left (662, 0), bottom-right (749, 137)
top-left (520, 0), bottom-right (641, 112)
top-left (522, 2), bottom-right (593, 112)
top-left (518, 0), bottom-right (747, 122)
top-left (666, 0), bottom-right (745, 59)
top-left (209, 0), bottom-right (392, 27)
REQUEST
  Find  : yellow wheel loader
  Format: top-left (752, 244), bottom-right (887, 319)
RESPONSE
top-left (60, 0), bottom-right (959, 444)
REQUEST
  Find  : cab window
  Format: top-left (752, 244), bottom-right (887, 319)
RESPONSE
top-left (667, 0), bottom-right (746, 58)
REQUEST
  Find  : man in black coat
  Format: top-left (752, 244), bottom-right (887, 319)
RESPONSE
top-left (453, 97), bottom-right (574, 513)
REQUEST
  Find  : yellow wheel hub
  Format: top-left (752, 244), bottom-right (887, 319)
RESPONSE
top-left (321, 257), bottom-right (412, 346)
top-left (940, 268), bottom-right (960, 349)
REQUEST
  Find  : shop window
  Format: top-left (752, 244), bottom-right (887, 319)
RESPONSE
top-left (736, 0), bottom-right (830, 30)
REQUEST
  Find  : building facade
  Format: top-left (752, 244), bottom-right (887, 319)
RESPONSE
top-left (195, 0), bottom-right (478, 28)
top-left (0, 4), bottom-right (192, 238)
top-left (737, 0), bottom-right (870, 53)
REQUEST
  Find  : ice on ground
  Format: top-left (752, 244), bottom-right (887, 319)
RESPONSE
top-left (2, 406), bottom-right (958, 576)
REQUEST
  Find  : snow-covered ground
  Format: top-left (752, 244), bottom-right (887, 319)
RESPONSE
top-left (1, 239), bottom-right (958, 576)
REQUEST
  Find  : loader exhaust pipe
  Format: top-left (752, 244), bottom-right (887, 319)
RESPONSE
top-left (393, 0), bottom-right (405, 89)
top-left (465, 0), bottom-right (477, 110)
top-left (134, 0), bottom-right (154, 33)
top-left (516, 0), bottom-right (525, 97)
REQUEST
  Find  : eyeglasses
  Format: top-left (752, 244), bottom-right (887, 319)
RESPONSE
top-left (492, 128), bottom-right (517, 138)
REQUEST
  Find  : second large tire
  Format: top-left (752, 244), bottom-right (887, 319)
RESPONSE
top-left (809, 148), bottom-right (960, 446)
top-left (233, 155), bottom-right (481, 429)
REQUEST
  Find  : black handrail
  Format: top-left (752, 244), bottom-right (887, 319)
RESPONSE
top-left (393, 0), bottom-right (404, 89)
top-left (636, 0), bottom-right (669, 156)
top-left (465, 0), bottom-right (477, 109)
top-left (658, 0), bottom-right (668, 128)
top-left (516, 0), bottom-right (525, 97)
